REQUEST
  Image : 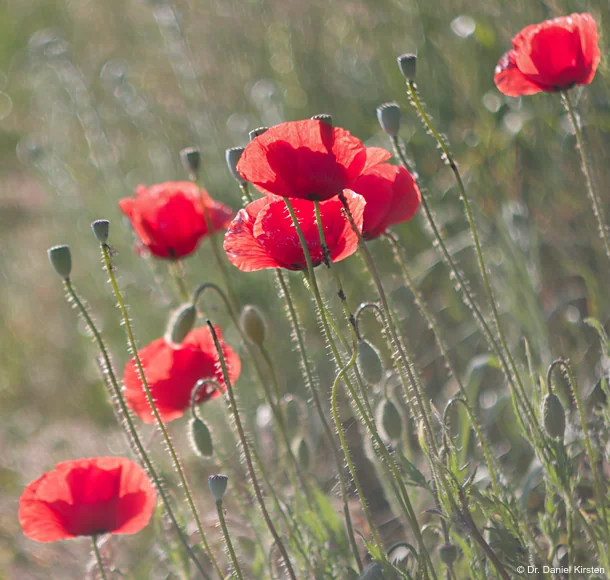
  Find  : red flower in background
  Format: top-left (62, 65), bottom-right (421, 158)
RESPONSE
top-left (19, 457), bottom-right (156, 542)
top-left (494, 13), bottom-right (600, 97)
top-left (351, 150), bottom-right (421, 240)
top-left (237, 119), bottom-right (381, 201)
top-left (123, 326), bottom-right (240, 423)
top-left (224, 191), bottom-right (365, 271)
top-left (119, 182), bottom-right (234, 259)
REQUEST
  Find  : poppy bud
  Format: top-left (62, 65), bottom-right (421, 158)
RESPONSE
top-left (91, 219), bottom-right (110, 243)
top-left (438, 543), bottom-right (458, 566)
top-left (292, 436), bottom-right (310, 471)
top-left (189, 417), bottom-right (214, 457)
top-left (208, 473), bottom-right (228, 502)
top-left (166, 304), bottom-right (197, 344)
top-left (376, 102), bottom-right (401, 137)
top-left (377, 397), bottom-right (403, 442)
top-left (249, 127), bottom-right (268, 141)
top-left (226, 147), bottom-right (247, 185)
top-left (357, 340), bottom-right (384, 385)
top-left (180, 146), bottom-right (201, 181)
top-left (543, 393), bottom-right (566, 439)
top-left (47, 245), bottom-right (72, 279)
top-left (240, 305), bottom-right (267, 345)
top-left (311, 113), bottom-right (333, 126)
top-left (282, 394), bottom-right (301, 440)
top-left (397, 53), bottom-right (417, 81)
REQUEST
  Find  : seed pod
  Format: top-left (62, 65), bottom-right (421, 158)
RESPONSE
top-left (357, 340), bottom-right (384, 386)
top-left (180, 146), bottom-right (201, 181)
top-left (282, 394), bottom-right (301, 440)
top-left (166, 304), bottom-right (197, 344)
top-left (311, 113), bottom-right (332, 126)
top-left (208, 473), bottom-right (228, 501)
top-left (91, 220), bottom-right (110, 243)
top-left (293, 437), bottom-right (310, 471)
top-left (240, 305), bottom-right (267, 345)
top-left (48, 245), bottom-right (72, 279)
top-left (249, 127), bottom-right (268, 141)
top-left (438, 543), bottom-right (458, 566)
top-left (226, 147), bottom-right (246, 184)
top-left (189, 417), bottom-right (213, 457)
top-left (397, 53), bottom-right (417, 80)
top-left (377, 398), bottom-right (403, 442)
top-left (543, 393), bottom-right (566, 439)
top-left (376, 102), bottom-right (401, 137)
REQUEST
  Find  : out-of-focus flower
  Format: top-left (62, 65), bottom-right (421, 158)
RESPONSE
top-left (119, 182), bottom-right (233, 259)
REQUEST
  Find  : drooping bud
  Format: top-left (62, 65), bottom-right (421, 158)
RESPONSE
top-left (208, 473), bottom-right (228, 501)
top-left (311, 114), bottom-right (332, 126)
top-left (249, 127), bottom-right (268, 141)
top-left (226, 147), bottom-right (247, 185)
top-left (240, 305), bottom-right (267, 345)
top-left (180, 146), bottom-right (201, 181)
top-left (397, 53), bottom-right (417, 81)
top-left (48, 245), bottom-right (72, 279)
top-left (376, 102), bottom-right (401, 137)
top-left (166, 304), bottom-right (197, 344)
top-left (358, 563), bottom-right (384, 579)
top-left (282, 394), bottom-right (301, 440)
top-left (357, 340), bottom-right (384, 386)
top-left (438, 543), bottom-right (458, 566)
top-left (543, 393), bottom-right (566, 439)
top-left (91, 219), bottom-right (110, 243)
top-left (377, 398), bottom-right (403, 442)
top-left (189, 417), bottom-right (214, 457)
top-left (293, 437), bottom-right (310, 471)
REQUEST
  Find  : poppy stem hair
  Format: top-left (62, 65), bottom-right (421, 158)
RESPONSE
top-left (214, 496), bottom-right (245, 580)
top-left (61, 277), bottom-right (207, 578)
top-left (92, 536), bottom-right (109, 580)
top-left (205, 320), bottom-right (298, 580)
top-left (97, 235), bottom-right (223, 579)
top-left (561, 90), bottom-right (610, 266)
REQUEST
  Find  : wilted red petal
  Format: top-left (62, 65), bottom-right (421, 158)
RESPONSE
top-left (123, 326), bottom-right (240, 423)
top-left (19, 457), bottom-right (156, 542)
top-left (237, 119), bottom-right (367, 201)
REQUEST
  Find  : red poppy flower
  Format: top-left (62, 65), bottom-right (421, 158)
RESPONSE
top-left (494, 13), bottom-right (600, 97)
top-left (19, 457), bottom-right (156, 542)
top-left (236, 119), bottom-right (377, 201)
top-left (123, 325), bottom-right (240, 423)
top-left (351, 163), bottom-right (421, 240)
top-left (119, 182), bottom-right (234, 259)
top-left (223, 191), bottom-right (365, 272)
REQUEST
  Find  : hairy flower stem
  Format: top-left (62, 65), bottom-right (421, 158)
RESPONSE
top-left (400, 85), bottom-right (541, 439)
top-left (548, 359), bottom-right (610, 556)
top-left (285, 198), bottom-right (434, 578)
top-left (337, 195), bottom-right (440, 462)
top-left (92, 536), bottom-right (109, 580)
top-left (215, 499), bottom-right (245, 580)
top-left (274, 270), bottom-right (363, 572)
top-left (192, 283), bottom-right (310, 495)
top-left (63, 279), bottom-right (207, 578)
top-left (99, 243), bottom-right (222, 579)
top-left (562, 90), bottom-right (610, 265)
top-left (207, 322), bottom-right (297, 580)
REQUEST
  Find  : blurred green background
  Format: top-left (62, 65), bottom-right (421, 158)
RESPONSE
top-left (1, 0), bottom-right (609, 577)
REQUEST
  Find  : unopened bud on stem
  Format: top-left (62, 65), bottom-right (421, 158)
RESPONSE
top-left (226, 147), bottom-right (246, 185)
top-left (166, 303), bottom-right (197, 344)
top-left (376, 102), bottom-right (401, 137)
top-left (48, 245), bottom-right (72, 279)
top-left (240, 305), bottom-right (267, 345)
top-left (208, 474), bottom-right (228, 501)
top-left (91, 220), bottom-right (110, 243)
top-left (397, 53), bottom-right (417, 81)
top-left (180, 147), bottom-right (201, 181)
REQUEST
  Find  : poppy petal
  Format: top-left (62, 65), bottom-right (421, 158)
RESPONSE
top-left (494, 50), bottom-right (545, 96)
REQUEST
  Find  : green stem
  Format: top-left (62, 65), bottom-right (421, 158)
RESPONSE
top-left (169, 259), bottom-right (189, 302)
top-left (216, 499), bottom-right (245, 580)
top-left (100, 243), bottom-right (222, 579)
top-left (402, 85), bottom-right (541, 440)
top-left (92, 536), bottom-right (109, 580)
top-left (561, 91), bottom-right (610, 264)
top-left (274, 269), bottom-right (363, 572)
top-left (64, 279), bottom-right (207, 578)
top-left (207, 321), bottom-right (298, 580)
